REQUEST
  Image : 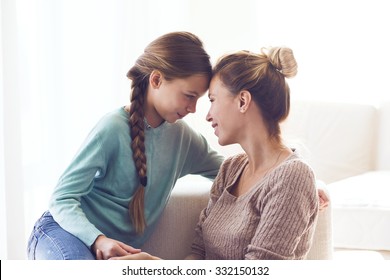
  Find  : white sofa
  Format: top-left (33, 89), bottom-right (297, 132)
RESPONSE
top-left (282, 100), bottom-right (390, 252)
top-left (142, 180), bottom-right (333, 260)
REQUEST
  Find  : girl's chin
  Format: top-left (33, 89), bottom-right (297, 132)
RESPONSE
top-left (166, 116), bottom-right (180, 123)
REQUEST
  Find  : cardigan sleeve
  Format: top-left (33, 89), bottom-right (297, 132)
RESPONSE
top-left (245, 160), bottom-right (319, 260)
top-left (177, 121), bottom-right (224, 180)
top-left (48, 116), bottom-right (119, 247)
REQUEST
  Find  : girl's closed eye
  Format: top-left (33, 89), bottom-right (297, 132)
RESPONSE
top-left (185, 93), bottom-right (196, 100)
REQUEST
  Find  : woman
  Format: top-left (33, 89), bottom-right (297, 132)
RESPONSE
top-left (187, 47), bottom-right (319, 259)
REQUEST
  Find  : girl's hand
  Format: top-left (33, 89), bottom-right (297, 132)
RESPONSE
top-left (92, 235), bottom-right (141, 260)
top-left (109, 252), bottom-right (161, 260)
top-left (318, 188), bottom-right (330, 211)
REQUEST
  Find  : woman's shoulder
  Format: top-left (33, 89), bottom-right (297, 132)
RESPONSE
top-left (275, 152), bottom-right (316, 192)
top-left (282, 152), bottom-right (314, 175)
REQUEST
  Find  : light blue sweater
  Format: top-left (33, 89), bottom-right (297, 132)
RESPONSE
top-left (49, 107), bottom-right (223, 248)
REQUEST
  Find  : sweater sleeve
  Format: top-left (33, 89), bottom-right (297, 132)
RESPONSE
top-left (245, 160), bottom-right (319, 260)
top-left (48, 118), bottom-right (116, 247)
top-left (179, 121), bottom-right (224, 180)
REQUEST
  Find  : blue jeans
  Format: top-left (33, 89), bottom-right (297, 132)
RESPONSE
top-left (27, 211), bottom-right (95, 260)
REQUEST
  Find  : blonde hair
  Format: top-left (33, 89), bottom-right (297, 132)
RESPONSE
top-left (126, 32), bottom-right (212, 234)
top-left (213, 47), bottom-right (297, 142)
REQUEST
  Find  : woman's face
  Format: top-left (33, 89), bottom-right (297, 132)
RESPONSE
top-left (153, 74), bottom-right (209, 123)
top-left (206, 76), bottom-right (241, 146)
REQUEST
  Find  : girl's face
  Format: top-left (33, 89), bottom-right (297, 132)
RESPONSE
top-left (152, 74), bottom-right (209, 123)
top-left (206, 76), bottom-right (241, 146)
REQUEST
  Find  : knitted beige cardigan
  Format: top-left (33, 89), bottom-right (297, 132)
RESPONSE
top-left (191, 152), bottom-right (319, 260)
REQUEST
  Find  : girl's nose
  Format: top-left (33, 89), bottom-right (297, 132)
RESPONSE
top-left (206, 111), bottom-right (212, 122)
top-left (187, 101), bottom-right (197, 113)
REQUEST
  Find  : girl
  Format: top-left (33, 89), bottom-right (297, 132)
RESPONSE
top-left (27, 31), bottom-right (224, 260)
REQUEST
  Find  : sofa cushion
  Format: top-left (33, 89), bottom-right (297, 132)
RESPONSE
top-left (377, 102), bottom-right (390, 169)
top-left (281, 100), bottom-right (378, 184)
top-left (327, 171), bottom-right (390, 250)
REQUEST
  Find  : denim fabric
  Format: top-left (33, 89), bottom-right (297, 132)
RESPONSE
top-left (27, 211), bottom-right (95, 260)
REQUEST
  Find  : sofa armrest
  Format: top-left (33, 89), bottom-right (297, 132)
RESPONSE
top-left (142, 180), bottom-right (333, 260)
top-left (141, 181), bottom-right (211, 259)
top-left (306, 190), bottom-right (333, 259)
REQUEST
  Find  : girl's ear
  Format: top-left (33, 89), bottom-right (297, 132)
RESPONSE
top-left (238, 90), bottom-right (252, 113)
top-left (150, 70), bottom-right (163, 89)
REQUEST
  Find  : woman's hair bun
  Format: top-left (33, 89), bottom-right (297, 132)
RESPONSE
top-left (265, 47), bottom-right (298, 78)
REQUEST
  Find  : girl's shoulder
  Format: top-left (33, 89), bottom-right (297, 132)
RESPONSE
top-left (93, 107), bottom-right (130, 134)
top-left (83, 107), bottom-right (129, 146)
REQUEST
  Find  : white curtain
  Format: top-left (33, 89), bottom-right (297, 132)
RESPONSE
top-left (1, 0), bottom-right (389, 259)
top-left (0, 0), bottom-right (7, 258)
top-left (1, 0), bottom-right (26, 260)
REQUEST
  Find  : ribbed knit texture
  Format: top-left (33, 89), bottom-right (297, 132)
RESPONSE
top-left (191, 152), bottom-right (319, 260)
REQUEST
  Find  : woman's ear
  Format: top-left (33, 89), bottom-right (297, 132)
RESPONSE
top-left (238, 90), bottom-right (252, 113)
top-left (150, 70), bottom-right (163, 89)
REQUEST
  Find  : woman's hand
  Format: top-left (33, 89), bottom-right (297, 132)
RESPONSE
top-left (109, 252), bottom-right (161, 260)
top-left (92, 235), bottom-right (141, 260)
top-left (318, 188), bottom-right (330, 211)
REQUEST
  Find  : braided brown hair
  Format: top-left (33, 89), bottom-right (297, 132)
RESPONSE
top-left (126, 32), bottom-right (212, 233)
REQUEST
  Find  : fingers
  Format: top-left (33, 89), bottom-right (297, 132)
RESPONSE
top-left (318, 189), bottom-right (330, 203)
top-left (95, 249), bottom-right (103, 260)
top-left (118, 242), bottom-right (141, 254)
top-left (93, 237), bottom-right (142, 260)
top-left (319, 198), bottom-right (329, 211)
top-left (317, 188), bottom-right (330, 211)
top-left (109, 252), bottom-right (160, 260)
top-left (105, 243), bottom-right (141, 259)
